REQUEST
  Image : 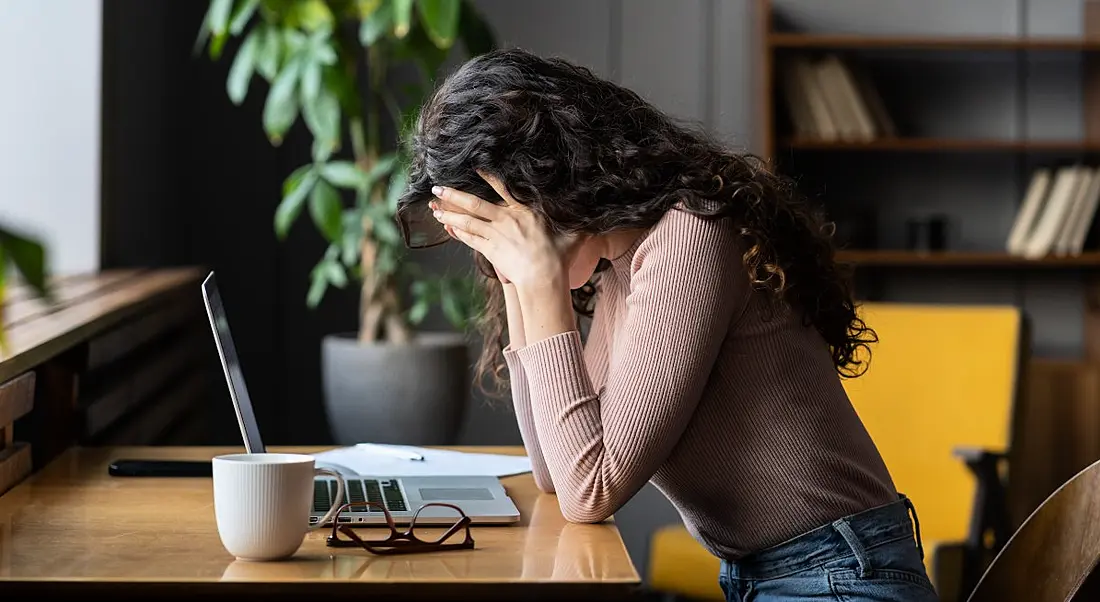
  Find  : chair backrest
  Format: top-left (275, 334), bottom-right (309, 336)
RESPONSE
top-left (967, 457), bottom-right (1100, 602)
top-left (842, 302), bottom-right (1023, 550)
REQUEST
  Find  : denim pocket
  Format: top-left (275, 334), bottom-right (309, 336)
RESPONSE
top-left (828, 567), bottom-right (939, 601)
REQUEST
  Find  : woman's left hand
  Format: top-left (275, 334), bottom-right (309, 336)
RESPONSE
top-left (430, 172), bottom-right (570, 290)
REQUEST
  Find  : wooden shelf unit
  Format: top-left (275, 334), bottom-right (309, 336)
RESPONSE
top-left (769, 32), bottom-right (1100, 52)
top-left (836, 250), bottom-right (1100, 268)
top-left (756, 0), bottom-right (1100, 265)
top-left (784, 138), bottom-right (1100, 153)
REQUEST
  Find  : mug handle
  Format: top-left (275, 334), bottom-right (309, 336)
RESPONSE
top-left (310, 467), bottom-right (346, 530)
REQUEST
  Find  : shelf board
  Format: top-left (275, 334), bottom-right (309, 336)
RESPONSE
top-left (783, 138), bottom-right (1100, 152)
top-left (769, 33), bottom-right (1100, 51)
top-left (837, 251), bottom-right (1100, 268)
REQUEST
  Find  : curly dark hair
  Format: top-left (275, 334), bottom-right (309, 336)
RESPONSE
top-left (398, 47), bottom-right (875, 395)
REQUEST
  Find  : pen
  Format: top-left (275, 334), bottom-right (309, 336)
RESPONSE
top-left (357, 443), bottom-right (425, 461)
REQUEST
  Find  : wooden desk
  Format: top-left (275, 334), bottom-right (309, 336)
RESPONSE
top-left (0, 445), bottom-right (641, 600)
top-left (0, 268), bottom-right (212, 496)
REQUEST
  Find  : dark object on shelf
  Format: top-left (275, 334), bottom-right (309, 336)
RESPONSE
top-left (907, 216), bottom-right (950, 251)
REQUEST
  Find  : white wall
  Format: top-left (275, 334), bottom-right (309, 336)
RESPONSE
top-left (0, 0), bottom-right (101, 276)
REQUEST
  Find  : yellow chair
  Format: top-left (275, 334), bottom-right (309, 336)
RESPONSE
top-left (647, 302), bottom-right (1024, 602)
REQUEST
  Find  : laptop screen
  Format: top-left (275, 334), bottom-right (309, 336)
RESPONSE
top-left (201, 272), bottom-right (266, 454)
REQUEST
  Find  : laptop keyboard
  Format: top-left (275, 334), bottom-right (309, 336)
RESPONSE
top-left (313, 478), bottom-right (408, 513)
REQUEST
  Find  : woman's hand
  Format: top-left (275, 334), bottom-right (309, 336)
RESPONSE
top-left (430, 172), bottom-right (570, 291)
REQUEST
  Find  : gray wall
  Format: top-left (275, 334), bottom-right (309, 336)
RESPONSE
top-left (453, 0), bottom-right (1093, 584)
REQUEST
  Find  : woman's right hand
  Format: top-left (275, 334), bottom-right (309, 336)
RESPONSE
top-left (445, 222), bottom-right (511, 284)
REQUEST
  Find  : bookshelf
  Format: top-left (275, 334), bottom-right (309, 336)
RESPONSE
top-left (836, 250), bottom-right (1100, 268)
top-left (756, 0), bottom-right (1100, 269)
top-left (770, 32), bottom-right (1100, 52)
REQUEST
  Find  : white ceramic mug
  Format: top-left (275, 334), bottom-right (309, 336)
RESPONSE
top-left (212, 453), bottom-right (346, 561)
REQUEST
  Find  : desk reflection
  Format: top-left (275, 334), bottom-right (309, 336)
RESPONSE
top-left (217, 494), bottom-right (616, 583)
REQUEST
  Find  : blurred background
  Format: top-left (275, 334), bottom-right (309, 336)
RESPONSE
top-left (4, 0), bottom-right (1100, 599)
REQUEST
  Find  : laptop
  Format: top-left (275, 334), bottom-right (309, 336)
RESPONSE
top-left (200, 271), bottom-right (521, 527)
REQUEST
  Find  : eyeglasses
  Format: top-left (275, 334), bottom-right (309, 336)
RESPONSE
top-left (325, 501), bottom-right (475, 555)
top-left (396, 201), bottom-right (452, 249)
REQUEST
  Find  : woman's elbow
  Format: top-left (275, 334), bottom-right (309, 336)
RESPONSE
top-left (535, 474), bottom-right (556, 494)
top-left (559, 499), bottom-right (615, 524)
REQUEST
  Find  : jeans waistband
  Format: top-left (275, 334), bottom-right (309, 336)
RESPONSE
top-left (724, 495), bottom-right (923, 581)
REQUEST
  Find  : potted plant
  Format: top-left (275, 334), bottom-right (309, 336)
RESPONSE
top-left (197, 0), bottom-right (495, 445)
top-left (0, 226), bottom-right (50, 350)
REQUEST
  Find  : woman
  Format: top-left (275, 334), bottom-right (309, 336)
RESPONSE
top-left (396, 48), bottom-right (938, 602)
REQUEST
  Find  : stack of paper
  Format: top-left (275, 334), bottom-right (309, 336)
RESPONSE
top-left (310, 444), bottom-right (532, 477)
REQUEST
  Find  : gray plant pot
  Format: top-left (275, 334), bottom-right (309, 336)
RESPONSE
top-left (320, 331), bottom-right (470, 446)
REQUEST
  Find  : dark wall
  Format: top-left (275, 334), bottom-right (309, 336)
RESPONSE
top-left (100, 0), bottom-right (360, 445)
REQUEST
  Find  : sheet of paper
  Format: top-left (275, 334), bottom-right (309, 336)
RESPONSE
top-left (310, 444), bottom-right (532, 478)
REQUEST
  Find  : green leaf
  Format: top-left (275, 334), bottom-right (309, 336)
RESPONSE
top-left (283, 163), bottom-right (313, 197)
top-left (206, 0), bottom-right (234, 35)
top-left (359, 1), bottom-right (393, 45)
top-left (393, 0), bottom-right (414, 38)
top-left (410, 280), bottom-right (430, 297)
top-left (300, 61), bottom-right (321, 102)
top-left (457, 0), bottom-right (495, 56)
top-left (204, 0), bottom-right (234, 59)
top-left (276, 167), bottom-right (317, 239)
top-left (309, 179), bottom-right (344, 242)
top-left (341, 209), bottom-right (363, 266)
top-left (364, 154), bottom-right (399, 188)
top-left (312, 136), bottom-right (334, 163)
top-left (262, 57), bottom-right (302, 143)
top-left (255, 25), bottom-right (282, 81)
top-left (385, 166), bottom-right (409, 211)
top-left (302, 87), bottom-right (341, 153)
top-left (229, 0), bottom-right (261, 34)
top-left (416, 0), bottom-right (460, 49)
top-left (210, 31), bottom-right (230, 60)
top-left (310, 36), bottom-right (337, 65)
top-left (227, 30), bottom-right (259, 105)
top-left (361, 203), bottom-right (400, 245)
top-left (439, 283), bottom-right (465, 328)
top-left (289, 0), bottom-right (335, 31)
top-left (323, 259), bottom-right (348, 288)
top-left (320, 161), bottom-right (366, 189)
top-left (357, 0), bottom-right (383, 18)
top-left (303, 88), bottom-right (336, 147)
top-left (407, 298), bottom-right (430, 324)
top-left (306, 265), bottom-right (329, 308)
top-left (0, 227), bottom-right (49, 301)
top-left (373, 214), bottom-right (401, 245)
top-left (282, 28), bottom-right (309, 55)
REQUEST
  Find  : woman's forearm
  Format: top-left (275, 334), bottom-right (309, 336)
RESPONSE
top-left (503, 283), bottom-right (527, 349)
top-left (516, 277), bottom-right (576, 346)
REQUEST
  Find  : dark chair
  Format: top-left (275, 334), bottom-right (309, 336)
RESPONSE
top-left (967, 456), bottom-right (1100, 602)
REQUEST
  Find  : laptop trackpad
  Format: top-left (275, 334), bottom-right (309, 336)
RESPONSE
top-left (418, 487), bottom-right (494, 501)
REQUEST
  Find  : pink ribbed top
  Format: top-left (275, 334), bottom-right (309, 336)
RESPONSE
top-left (503, 208), bottom-right (898, 559)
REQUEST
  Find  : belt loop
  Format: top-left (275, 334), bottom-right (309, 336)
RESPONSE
top-left (902, 494), bottom-right (925, 560)
top-left (832, 518), bottom-right (871, 578)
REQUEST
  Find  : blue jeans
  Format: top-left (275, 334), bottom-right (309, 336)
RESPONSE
top-left (718, 496), bottom-right (939, 601)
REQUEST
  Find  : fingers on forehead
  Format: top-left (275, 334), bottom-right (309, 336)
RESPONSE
top-left (441, 187), bottom-right (485, 210)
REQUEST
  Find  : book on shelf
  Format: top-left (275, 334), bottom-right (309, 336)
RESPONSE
top-left (1006, 165), bottom-right (1100, 257)
top-left (778, 53), bottom-right (897, 142)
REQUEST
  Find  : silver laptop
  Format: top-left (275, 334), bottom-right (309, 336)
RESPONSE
top-left (201, 271), bottom-right (521, 526)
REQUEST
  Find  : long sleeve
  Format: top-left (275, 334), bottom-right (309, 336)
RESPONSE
top-left (513, 211), bottom-right (746, 523)
top-left (503, 346), bottom-right (556, 492)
